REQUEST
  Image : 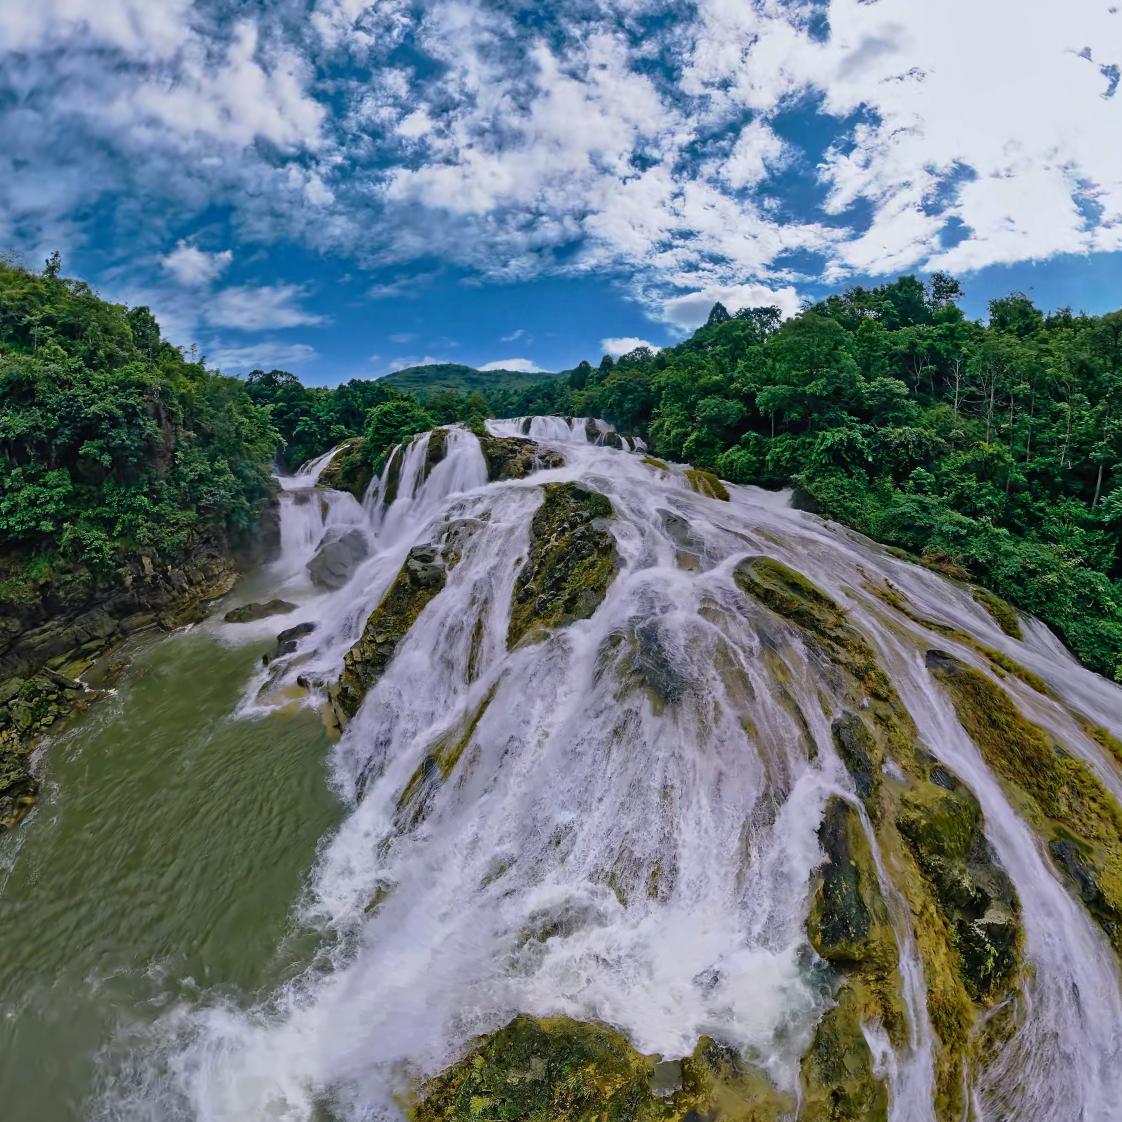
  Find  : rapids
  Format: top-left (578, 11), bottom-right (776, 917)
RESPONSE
top-left (3, 418), bottom-right (1122, 1121)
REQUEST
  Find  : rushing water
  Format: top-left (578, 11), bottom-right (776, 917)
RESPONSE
top-left (2, 421), bottom-right (1121, 1121)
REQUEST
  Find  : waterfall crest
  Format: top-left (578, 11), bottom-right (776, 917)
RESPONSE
top-left (100, 418), bottom-right (1122, 1122)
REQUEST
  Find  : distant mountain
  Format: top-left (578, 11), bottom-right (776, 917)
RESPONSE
top-left (379, 363), bottom-right (564, 398)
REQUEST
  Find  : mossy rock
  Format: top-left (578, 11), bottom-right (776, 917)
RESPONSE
top-left (330, 544), bottom-right (447, 726)
top-left (971, 587), bottom-right (1023, 640)
top-left (799, 985), bottom-right (887, 1122)
top-left (895, 777), bottom-right (1021, 1004)
top-left (685, 468), bottom-right (730, 501)
top-left (478, 435), bottom-right (565, 482)
top-left (411, 1016), bottom-right (791, 1122)
top-left (807, 798), bottom-right (905, 1041)
top-left (736, 561), bottom-right (1022, 1117)
top-left (397, 684), bottom-right (497, 829)
top-left (508, 483), bottom-right (617, 648)
top-left (929, 649), bottom-right (1122, 957)
top-left (0, 745), bottom-right (37, 832)
top-left (317, 437), bottom-right (375, 501)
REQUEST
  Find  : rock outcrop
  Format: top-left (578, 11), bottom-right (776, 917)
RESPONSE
top-left (224, 599), bottom-right (297, 624)
top-left (478, 434), bottom-right (564, 482)
top-left (307, 527), bottom-right (370, 590)
top-left (507, 482), bottom-right (617, 648)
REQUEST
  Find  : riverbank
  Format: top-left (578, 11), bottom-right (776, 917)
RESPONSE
top-left (0, 506), bottom-right (281, 831)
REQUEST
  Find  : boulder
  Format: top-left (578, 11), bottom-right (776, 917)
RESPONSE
top-left (307, 527), bottom-right (370, 590)
top-left (223, 599), bottom-right (297, 624)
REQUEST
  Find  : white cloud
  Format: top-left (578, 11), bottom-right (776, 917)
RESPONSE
top-left (500, 328), bottom-right (526, 342)
top-left (206, 284), bottom-right (326, 331)
top-left (659, 283), bottom-right (802, 332)
top-left (161, 241), bottom-right (233, 287)
top-left (601, 337), bottom-right (660, 358)
top-left (206, 341), bottom-right (317, 373)
top-left (478, 358), bottom-right (545, 373)
top-left (8, 0), bottom-right (1122, 334)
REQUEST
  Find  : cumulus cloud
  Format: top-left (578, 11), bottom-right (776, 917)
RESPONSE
top-left (478, 358), bottom-right (545, 372)
top-left (659, 283), bottom-right (802, 332)
top-left (205, 284), bottom-right (326, 330)
top-left (601, 337), bottom-right (660, 358)
top-left (5, 0), bottom-right (1122, 333)
top-left (161, 242), bottom-right (234, 287)
top-left (205, 340), bottom-right (317, 373)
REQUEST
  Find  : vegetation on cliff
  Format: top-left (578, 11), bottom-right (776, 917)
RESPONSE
top-left (0, 259), bottom-right (278, 612)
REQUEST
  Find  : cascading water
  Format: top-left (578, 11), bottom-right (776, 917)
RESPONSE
top-left (91, 420), bottom-right (1122, 1122)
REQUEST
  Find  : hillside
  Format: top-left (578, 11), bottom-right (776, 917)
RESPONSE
top-left (378, 362), bottom-right (564, 398)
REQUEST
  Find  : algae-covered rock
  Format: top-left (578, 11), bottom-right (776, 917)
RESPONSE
top-left (929, 648), bottom-right (1122, 958)
top-left (685, 468), bottom-right (730, 501)
top-left (330, 543), bottom-right (447, 725)
top-left (507, 483), bottom-right (617, 648)
top-left (223, 599), bottom-right (297, 624)
top-left (799, 986), bottom-right (888, 1122)
top-left (895, 776), bottom-right (1021, 1004)
top-left (971, 587), bottom-right (1023, 640)
top-left (478, 435), bottom-right (564, 482)
top-left (0, 746), bottom-right (37, 831)
top-left (307, 527), bottom-right (370, 590)
top-left (735, 561), bottom-right (1022, 1118)
top-left (316, 437), bottom-right (375, 501)
top-left (411, 1015), bottom-right (791, 1122)
top-left (807, 798), bottom-right (904, 1040)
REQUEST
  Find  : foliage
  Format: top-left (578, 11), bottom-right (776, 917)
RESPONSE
top-left (494, 276), bottom-right (1121, 680)
top-left (0, 259), bottom-right (278, 606)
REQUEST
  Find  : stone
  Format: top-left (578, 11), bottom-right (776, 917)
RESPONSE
top-left (223, 599), bottom-right (298, 624)
top-left (306, 527), bottom-right (370, 590)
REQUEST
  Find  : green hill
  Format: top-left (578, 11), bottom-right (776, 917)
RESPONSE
top-left (379, 363), bottom-right (564, 398)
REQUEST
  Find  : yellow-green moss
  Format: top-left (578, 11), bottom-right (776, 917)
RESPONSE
top-left (807, 797), bottom-right (906, 1044)
top-left (799, 985), bottom-right (888, 1122)
top-left (736, 560), bottom-right (1024, 1118)
top-left (397, 684), bottom-right (498, 821)
top-left (929, 650), bottom-right (1122, 956)
top-left (868, 581), bottom-right (1051, 697)
top-left (685, 468), bottom-right (731, 501)
top-left (641, 456), bottom-right (669, 472)
top-left (330, 546), bottom-right (446, 726)
top-left (971, 588), bottom-right (1023, 640)
top-left (410, 1016), bottom-right (790, 1122)
top-left (507, 483), bottom-right (617, 648)
top-left (317, 437), bottom-right (374, 501)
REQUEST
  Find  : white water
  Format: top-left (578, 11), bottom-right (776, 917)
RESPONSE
top-left (97, 421), bottom-right (1122, 1121)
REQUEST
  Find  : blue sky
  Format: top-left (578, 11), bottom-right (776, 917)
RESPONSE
top-left (3, 1), bottom-right (1122, 385)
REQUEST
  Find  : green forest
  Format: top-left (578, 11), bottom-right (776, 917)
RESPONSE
top-left (2, 259), bottom-right (1120, 680)
top-left (0, 258), bottom-right (278, 610)
top-left (251, 273), bottom-right (1122, 682)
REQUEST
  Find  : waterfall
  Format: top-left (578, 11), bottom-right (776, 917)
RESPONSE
top-left (100, 417), bottom-right (1122, 1122)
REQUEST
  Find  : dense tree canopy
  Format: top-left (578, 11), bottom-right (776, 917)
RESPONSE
top-left (494, 276), bottom-right (1121, 679)
top-left (0, 260), bottom-right (278, 605)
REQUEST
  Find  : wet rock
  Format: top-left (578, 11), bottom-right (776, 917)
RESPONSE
top-left (413, 1015), bottom-right (792, 1122)
top-left (800, 986), bottom-right (888, 1122)
top-left (832, 713), bottom-right (880, 804)
top-left (307, 527), bottom-right (370, 590)
top-left (685, 467), bottom-right (730, 501)
top-left (316, 437), bottom-right (374, 501)
top-left (223, 599), bottom-right (297, 624)
top-left (266, 621), bottom-right (317, 664)
top-left (930, 648), bottom-right (1122, 960)
top-left (478, 434), bottom-right (564, 481)
top-left (895, 776), bottom-right (1021, 1004)
top-left (330, 543), bottom-right (448, 726)
top-left (507, 482), bottom-right (617, 648)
